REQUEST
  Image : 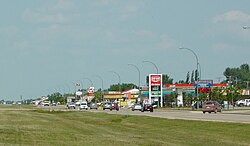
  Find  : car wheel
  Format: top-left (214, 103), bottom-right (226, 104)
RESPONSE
top-left (214, 109), bottom-right (217, 113)
top-left (209, 112), bottom-right (211, 114)
top-left (203, 111), bottom-right (205, 114)
top-left (103, 108), bottom-right (105, 110)
top-left (132, 109), bottom-right (134, 111)
top-left (150, 109), bottom-right (153, 112)
top-left (141, 109), bottom-right (144, 112)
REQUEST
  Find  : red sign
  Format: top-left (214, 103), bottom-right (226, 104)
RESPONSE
top-left (150, 75), bottom-right (161, 86)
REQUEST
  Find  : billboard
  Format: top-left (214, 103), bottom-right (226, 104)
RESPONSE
top-left (195, 80), bottom-right (213, 87)
top-left (149, 74), bottom-right (163, 107)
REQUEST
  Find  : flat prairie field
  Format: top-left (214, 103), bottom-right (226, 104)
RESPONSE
top-left (0, 109), bottom-right (250, 146)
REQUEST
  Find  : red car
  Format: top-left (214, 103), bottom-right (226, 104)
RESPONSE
top-left (202, 101), bottom-right (222, 114)
top-left (141, 104), bottom-right (153, 112)
top-left (110, 103), bottom-right (119, 111)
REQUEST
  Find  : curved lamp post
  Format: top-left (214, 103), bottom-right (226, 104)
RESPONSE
top-left (109, 71), bottom-right (121, 93)
top-left (94, 75), bottom-right (104, 101)
top-left (83, 77), bottom-right (93, 87)
top-left (179, 47), bottom-right (200, 80)
top-left (128, 64), bottom-right (141, 90)
top-left (143, 60), bottom-right (159, 74)
top-left (179, 47), bottom-right (200, 109)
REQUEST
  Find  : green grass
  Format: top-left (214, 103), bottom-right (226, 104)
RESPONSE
top-left (0, 109), bottom-right (249, 146)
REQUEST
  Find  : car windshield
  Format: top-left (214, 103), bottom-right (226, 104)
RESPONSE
top-left (81, 103), bottom-right (87, 105)
top-left (205, 102), bottom-right (214, 105)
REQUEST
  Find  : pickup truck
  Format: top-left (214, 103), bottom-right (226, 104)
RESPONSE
top-left (236, 99), bottom-right (250, 107)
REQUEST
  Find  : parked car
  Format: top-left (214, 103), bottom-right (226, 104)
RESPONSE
top-left (141, 104), bottom-right (153, 112)
top-left (43, 101), bottom-right (50, 106)
top-left (88, 102), bottom-right (98, 110)
top-left (103, 102), bottom-right (112, 110)
top-left (80, 102), bottom-right (88, 110)
top-left (110, 102), bottom-right (119, 111)
top-left (67, 102), bottom-right (76, 109)
top-left (202, 101), bottom-right (222, 114)
top-left (132, 103), bottom-right (142, 111)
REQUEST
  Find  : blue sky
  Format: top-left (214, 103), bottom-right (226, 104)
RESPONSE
top-left (1, 0), bottom-right (250, 100)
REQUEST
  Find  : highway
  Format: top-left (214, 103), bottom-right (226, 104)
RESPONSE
top-left (90, 108), bottom-right (250, 124)
top-left (32, 105), bottom-right (250, 124)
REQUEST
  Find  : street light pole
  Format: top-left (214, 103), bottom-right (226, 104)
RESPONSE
top-left (143, 60), bottom-right (159, 74)
top-left (83, 77), bottom-right (93, 87)
top-left (109, 71), bottom-right (121, 93)
top-left (179, 47), bottom-right (200, 109)
top-left (128, 64), bottom-right (141, 102)
top-left (128, 64), bottom-right (141, 90)
top-left (94, 75), bottom-right (104, 101)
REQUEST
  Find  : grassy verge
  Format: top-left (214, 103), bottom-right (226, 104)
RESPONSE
top-left (0, 110), bottom-right (249, 146)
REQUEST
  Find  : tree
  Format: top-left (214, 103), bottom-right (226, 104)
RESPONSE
top-left (48, 92), bottom-right (66, 104)
top-left (185, 72), bottom-right (190, 83)
top-left (162, 74), bottom-right (173, 85)
top-left (191, 70), bottom-right (194, 83)
top-left (94, 88), bottom-right (102, 102)
top-left (223, 63), bottom-right (250, 88)
top-left (108, 83), bottom-right (137, 92)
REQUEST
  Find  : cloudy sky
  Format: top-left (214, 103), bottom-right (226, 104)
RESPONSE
top-left (1, 0), bottom-right (250, 100)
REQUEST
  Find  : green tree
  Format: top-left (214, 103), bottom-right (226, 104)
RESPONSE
top-left (94, 88), bottom-right (102, 102)
top-left (108, 83), bottom-right (137, 92)
top-left (223, 63), bottom-right (250, 88)
top-left (191, 70), bottom-right (194, 83)
top-left (185, 72), bottom-right (190, 83)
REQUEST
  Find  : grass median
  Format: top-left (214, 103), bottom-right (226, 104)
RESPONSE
top-left (0, 108), bottom-right (249, 146)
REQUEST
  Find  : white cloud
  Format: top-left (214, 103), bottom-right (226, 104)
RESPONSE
top-left (213, 10), bottom-right (250, 23)
top-left (22, 0), bottom-right (76, 24)
top-left (203, 10), bottom-right (250, 45)
top-left (157, 35), bottom-right (177, 51)
top-left (93, 0), bottom-right (117, 7)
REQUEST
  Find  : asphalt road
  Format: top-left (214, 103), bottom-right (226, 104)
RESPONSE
top-left (89, 108), bottom-right (250, 124)
top-left (11, 105), bottom-right (250, 124)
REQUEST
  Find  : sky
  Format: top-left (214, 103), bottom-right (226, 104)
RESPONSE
top-left (0, 0), bottom-right (250, 101)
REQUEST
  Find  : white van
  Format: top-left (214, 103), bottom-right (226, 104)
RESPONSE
top-left (79, 102), bottom-right (88, 110)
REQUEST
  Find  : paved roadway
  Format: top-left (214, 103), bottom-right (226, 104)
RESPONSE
top-left (89, 108), bottom-right (250, 124)
top-left (16, 105), bottom-right (250, 124)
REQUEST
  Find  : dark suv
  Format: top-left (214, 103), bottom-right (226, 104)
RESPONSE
top-left (141, 104), bottom-right (153, 112)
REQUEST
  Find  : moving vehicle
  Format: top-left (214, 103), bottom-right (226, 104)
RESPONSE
top-left (67, 102), bottom-right (76, 109)
top-left (202, 101), bottom-right (222, 114)
top-left (43, 101), bottom-right (50, 106)
top-left (103, 102), bottom-right (112, 110)
top-left (132, 103), bottom-right (142, 111)
top-left (141, 104), bottom-right (153, 112)
top-left (79, 102), bottom-right (88, 110)
top-left (88, 102), bottom-right (98, 110)
top-left (110, 102), bottom-right (119, 111)
top-left (235, 99), bottom-right (250, 107)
